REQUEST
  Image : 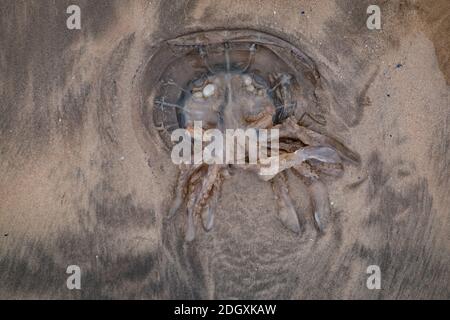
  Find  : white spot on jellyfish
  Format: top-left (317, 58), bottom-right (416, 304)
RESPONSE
top-left (242, 75), bottom-right (252, 86)
top-left (202, 84), bottom-right (216, 97)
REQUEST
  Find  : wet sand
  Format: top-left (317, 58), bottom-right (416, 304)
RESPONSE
top-left (0, 0), bottom-right (449, 299)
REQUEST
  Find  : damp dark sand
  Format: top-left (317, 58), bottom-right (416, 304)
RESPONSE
top-left (0, 0), bottom-right (449, 299)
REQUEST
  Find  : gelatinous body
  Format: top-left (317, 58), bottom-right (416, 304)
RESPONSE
top-left (148, 30), bottom-right (359, 241)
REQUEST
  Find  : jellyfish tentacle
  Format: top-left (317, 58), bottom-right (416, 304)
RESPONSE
top-left (291, 158), bottom-right (333, 232)
top-left (275, 117), bottom-right (360, 164)
top-left (168, 163), bottom-right (204, 218)
top-left (193, 165), bottom-right (224, 217)
top-left (271, 172), bottom-right (301, 233)
top-left (185, 182), bottom-right (200, 242)
top-left (301, 176), bottom-right (331, 232)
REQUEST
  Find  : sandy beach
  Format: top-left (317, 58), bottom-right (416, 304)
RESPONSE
top-left (0, 0), bottom-right (449, 299)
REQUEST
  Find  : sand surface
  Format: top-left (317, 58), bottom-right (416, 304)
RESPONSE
top-left (0, 0), bottom-right (449, 299)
